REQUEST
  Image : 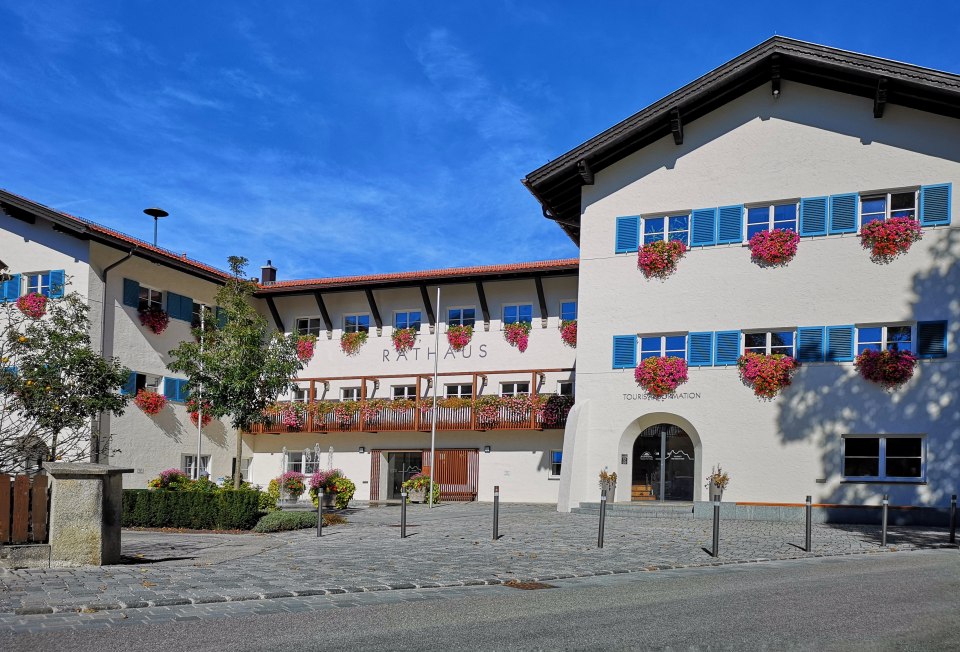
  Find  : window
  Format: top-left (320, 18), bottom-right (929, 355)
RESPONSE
top-left (743, 331), bottom-right (795, 356)
top-left (182, 454), bottom-right (211, 479)
top-left (192, 302), bottom-right (205, 326)
top-left (25, 272), bottom-right (51, 297)
top-left (857, 325), bottom-right (912, 354)
top-left (550, 450), bottom-right (562, 477)
top-left (394, 311), bottom-right (422, 330)
top-left (642, 215), bottom-right (689, 245)
top-left (231, 457), bottom-right (252, 481)
top-left (448, 307), bottom-right (476, 328)
top-left (560, 301), bottom-right (577, 322)
top-left (341, 387), bottom-right (361, 401)
top-left (558, 381), bottom-right (574, 396)
top-left (502, 304), bottom-right (533, 326)
top-left (500, 382), bottom-right (530, 397)
top-left (138, 285), bottom-right (162, 311)
top-left (860, 191), bottom-right (916, 226)
top-left (639, 335), bottom-right (686, 360)
top-left (746, 203), bottom-right (798, 239)
top-left (843, 436), bottom-right (924, 481)
top-left (125, 372), bottom-right (162, 395)
top-left (296, 317), bottom-right (323, 337)
top-left (445, 383), bottom-right (473, 398)
top-left (292, 386), bottom-right (310, 402)
top-left (392, 385), bottom-right (417, 400)
top-left (343, 314), bottom-right (370, 334)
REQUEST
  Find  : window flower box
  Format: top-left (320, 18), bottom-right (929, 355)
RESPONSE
top-left (447, 324), bottom-right (473, 351)
top-left (560, 319), bottom-right (577, 348)
top-left (138, 306), bottom-right (170, 335)
top-left (737, 352), bottom-right (800, 399)
top-left (748, 228), bottom-right (800, 267)
top-left (134, 389), bottom-right (167, 415)
top-left (634, 356), bottom-right (688, 397)
top-left (16, 293), bottom-right (47, 319)
top-left (392, 327), bottom-right (417, 354)
top-left (638, 240), bottom-right (687, 280)
top-left (859, 217), bottom-right (922, 264)
top-left (855, 349), bottom-right (917, 389)
top-left (504, 321), bottom-right (532, 352)
top-left (296, 334), bottom-right (316, 362)
top-left (340, 330), bottom-right (368, 356)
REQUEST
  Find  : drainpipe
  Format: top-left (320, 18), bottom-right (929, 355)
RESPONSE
top-left (93, 247), bottom-right (137, 463)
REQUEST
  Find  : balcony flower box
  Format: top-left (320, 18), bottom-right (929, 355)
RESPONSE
top-left (560, 320), bottom-right (577, 348)
top-left (138, 306), bottom-right (170, 335)
top-left (447, 324), bottom-right (473, 352)
top-left (748, 228), bottom-right (800, 267)
top-left (638, 240), bottom-right (687, 280)
top-left (392, 327), bottom-right (417, 354)
top-left (855, 349), bottom-right (917, 389)
top-left (134, 389), bottom-right (166, 415)
top-left (737, 352), bottom-right (800, 399)
top-left (296, 335), bottom-right (316, 362)
top-left (634, 356), bottom-right (688, 397)
top-left (504, 321), bottom-right (532, 352)
top-left (859, 217), bottom-right (922, 264)
top-left (340, 330), bottom-right (368, 356)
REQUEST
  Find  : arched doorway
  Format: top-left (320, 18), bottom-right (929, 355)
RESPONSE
top-left (632, 424), bottom-right (695, 502)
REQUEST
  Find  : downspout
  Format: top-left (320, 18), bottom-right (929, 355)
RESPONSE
top-left (93, 247), bottom-right (137, 462)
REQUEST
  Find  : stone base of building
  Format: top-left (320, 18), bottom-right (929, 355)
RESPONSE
top-left (0, 544), bottom-right (51, 569)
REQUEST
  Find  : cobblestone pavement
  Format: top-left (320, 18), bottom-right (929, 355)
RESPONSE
top-left (0, 503), bottom-right (953, 618)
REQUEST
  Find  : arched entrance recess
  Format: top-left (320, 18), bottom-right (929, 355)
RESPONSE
top-left (618, 414), bottom-right (702, 502)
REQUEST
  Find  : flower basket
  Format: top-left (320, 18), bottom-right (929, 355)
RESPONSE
top-left (296, 335), bottom-right (316, 362)
top-left (737, 353), bottom-right (800, 399)
top-left (134, 389), bottom-right (167, 415)
top-left (279, 471), bottom-right (306, 500)
top-left (748, 229), bottom-right (800, 267)
top-left (447, 324), bottom-right (473, 352)
top-left (402, 472), bottom-right (440, 504)
top-left (340, 331), bottom-right (368, 356)
top-left (599, 470), bottom-right (617, 501)
top-left (392, 327), bottom-right (418, 354)
top-left (504, 321), bottom-right (532, 352)
top-left (634, 356), bottom-right (688, 398)
top-left (560, 320), bottom-right (577, 348)
top-left (16, 293), bottom-right (47, 319)
top-left (859, 217), bottom-right (922, 264)
top-left (185, 397), bottom-right (213, 427)
top-left (855, 349), bottom-right (917, 390)
top-left (138, 307), bottom-right (170, 335)
top-left (638, 240), bottom-right (687, 280)
top-left (706, 466), bottom-right (729, 502)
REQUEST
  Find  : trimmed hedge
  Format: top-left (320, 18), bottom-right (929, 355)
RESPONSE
top-left (122, 489), bottom-right (263, 530)
top-left (252, 510), bottom-right (347, 533)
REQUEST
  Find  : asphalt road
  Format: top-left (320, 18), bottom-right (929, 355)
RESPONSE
top-left (4, 550), bottom-right (959, 650)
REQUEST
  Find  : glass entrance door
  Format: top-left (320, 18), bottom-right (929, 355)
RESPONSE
top-left (632, 424), bottom-right (695, 502)
top-left (387, 452), bottom-right (423, 500)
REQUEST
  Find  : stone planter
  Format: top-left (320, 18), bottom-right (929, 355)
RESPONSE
top-left (320, 491), bottom-right (338, 510)
top-left (408, 487), bottom-right (426, 503)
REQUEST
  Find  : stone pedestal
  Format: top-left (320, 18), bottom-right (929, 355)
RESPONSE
top-left (43, 462), bottom-right (133, 567)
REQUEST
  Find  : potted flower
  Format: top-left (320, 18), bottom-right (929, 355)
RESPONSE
top-left (392, 327), bottom-right (418, 354)
top-left (278, 471), bottom-right (306, 502)
top-left (855, 348), bottom-right (917, 390)
top-left (185, 397), bottom-right (213, 427)
top-left (859, 217), bottom-right (922, 264)
top-left (737, 352), bottom-right (800, 399)
top-left (138, 306), bottom-right (170, 335)
top-left (638, 240), bottom-right (687, 280)
top-left (706, 466), bottom-right (729, 502)
top-left (748, 228), bottom-right (800, 267)
top-left (447, 324), bottom-right (473, 352)
top-left (560, 319), bottom-right (577, 348)
top-left (401, 472), bottom-right (440, 504)
top-left (134, 389), bottom-right (166, 415)
top-left (340, 330), bottom-right (368, 356)
top-left (296, 334), bottom-right (316, 362)
top-left (634, 356), bottom-right (688, 398)
top-left (310, 468), bottom-right (343, 509)
top-left (504, 321), bottom-right (532, 352)
top-left (599, 469), bottom-right (617, 501)
top-left (16, 293), bottom-right (47, 319)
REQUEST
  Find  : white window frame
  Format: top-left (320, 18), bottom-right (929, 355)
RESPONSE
top-left (445, 383), bottom-right (473, 398)
top-left (641, 213), bottom-right (690, 245)
top-left (500, 382), bottom-right (530, 397)
top-left (559, 300), bottom-right (577, 324)
top-left (343, 313), bottom-right (370, 334)
top-left (549, 450), bottom-right (562, 478)
top-left (296, 317), bottom-right (323, 337)
top-left (138, 284), bottom-right (163, 311)
top-left (134, 372), bottom-right (162, 393)
top-left (24, 271), bottom-right (52, 296)
top-left (447, 306), bottom-right (477, 329)
top-left (742, 330), bottom-right (795, 356)
top-left (841, 434), bottom-right (926, 482)
top-left (557, 380), bottom-right (574, 396)
top-left (231, 456), bottom-right (252, 480)
top-left (392, 385), bottom-right (417, 400)
top-left (340, 387), bottom-right (361, 401)
top-left (745, 202), bottom-right (799, 241)
top-left (501, 303), bottom-right (533, 329)
top-left (638, 333), bottom-right (687, 360)
top-left (393, 310), bottom-right (422, 331)
top-left (858, 188), bottom-right (918, 228)
top-left (855, 323), bottom-right (914, 355)
top-left (291, 386), bottom-right (311, 402)
top-left (182, 454), bottom-right (211, 479)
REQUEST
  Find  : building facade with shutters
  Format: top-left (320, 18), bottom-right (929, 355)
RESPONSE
top-left (524, 37), bottom-right (959, 511)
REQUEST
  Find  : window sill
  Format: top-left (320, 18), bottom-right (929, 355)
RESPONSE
top-left (548, 476), bottom-right (560, 481)
top-left (840, 479), bottom-right (927, 485)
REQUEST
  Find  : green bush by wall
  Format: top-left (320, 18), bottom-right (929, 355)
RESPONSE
top-left (122, 489), bottom-right (263, 530)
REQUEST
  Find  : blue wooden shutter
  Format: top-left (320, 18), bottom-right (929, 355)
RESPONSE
top-left (828, 194), bottom-right (858, 234)
top-left (1, 274), bottom-right (20, 302)
top-left (713, 331), bottom-right (740, 366)
top-left (687, 332), bottom-right (713, 367)
top-left (615, 216), bottom-right (640, 253)
top-left (612, 335), bottom-right (637, 369)
top-left (797, 327), bottom-right (825, 362)
top-left (799, 197), bottom-right (828, 236)
top-left (122, 278), bottom-right (140, 307)
top-left (716, 205), bottom-right (744, 244)
top-left (917, 321), bottom-right (947, 358)
top-left (180, 294), bottom-right (194, 321)
top-left (122, 372), bottom-right (137, 395)
top-left (166, 292), bottom-right (193, 321)
top-left (919, 184), bottom-right (951, 226)
top-left (825, 325), bottom-right (855, 362)
top-left (163, 377), bottom-right (179, 401)
top-left (690, 208), bottom-right (717, 246)
top-left (215, 307), bottom-right (227, 328)
top-left (178, 379), bottom-right (191, 402)
top-left (48, 270), bottom-right (66, 299)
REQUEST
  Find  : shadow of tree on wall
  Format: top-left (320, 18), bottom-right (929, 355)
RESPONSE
top-left (776, 228), bottom-right (960, 507)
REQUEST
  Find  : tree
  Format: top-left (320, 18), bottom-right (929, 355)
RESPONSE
top-left (167, 256), bottom-right (305, 488)
top-left (0, 291), bottom-right (129, 472)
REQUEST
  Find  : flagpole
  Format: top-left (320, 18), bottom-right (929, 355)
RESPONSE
top-left (196, 307), bottom-right (204, 480)
top-left (429, 286), bottom-right (440, 508)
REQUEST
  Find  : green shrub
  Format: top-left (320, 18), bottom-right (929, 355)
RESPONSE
top-left (252, 510), bottom-right (346, 533)
top-left (122, 489), bottom-right (263, 530)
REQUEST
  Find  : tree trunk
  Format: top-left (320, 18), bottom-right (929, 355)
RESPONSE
top-left (234, 428), bottom-right (243, 489)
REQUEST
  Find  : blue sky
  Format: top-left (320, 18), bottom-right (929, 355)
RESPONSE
top-left (2, 1), bottom-right (958, 280)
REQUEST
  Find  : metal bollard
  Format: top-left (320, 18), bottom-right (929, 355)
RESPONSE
top-left (881, 494), bottom-right (889, 547)
top-left (316, 488), bottom-right (323, 538)
top-left (493, 485), bottom-right (500, 541)
top-left (597, 489), bottom-right (607, 548)
top-left (712, 500), bottom-right (721, 557)
top-left (400, 490), bottom-right (407, 539)
top-left (805, 495), bottom-right (812, 552)
top-left (950, 495), bottom-right (957, 545)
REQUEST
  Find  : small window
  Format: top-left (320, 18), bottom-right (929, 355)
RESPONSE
top-left (394, 311), bottom-right (422, 330)
top-left (445, 383), bottom-right (473, 398)
top-left (843, 435), bottom-right (924, 481)
top-left (231, 457), bottom-right (252, 481)
top-left (500, 382), bottom-right (530, 397)
top-left (860, 191), bottom-right (916, 227)
top-left (639, 335), bottom-right (686, 360)
top-left (743, 330), bottom-right (795, 356)
top-left (25, 272), bottom-right (52, 297)
top-left (643, 215), bottom-right (689, 246)
top-left (292, 386), bottom-right (310, 402)
top-left (560, 301), bottom-right (577, 322)
top-left (343, 314), bottom-right (370, 334)
top-left (503, 304), bottom-right (533, 326)
top-left (192, 302), bottom-right (205, 327)
top-left (448, 307), bottom-right (476, 328)
top-left (296, 317), bottom-right (323, 337)
top-left (133, 372), bottom-right (162, 393)
top-left (303, 449), bottom-right (321, 474)
top-left (550, 450), bottom-right (562, 477)
top-left (182, 454), bottom-right (211, 479)
top-left (558, 381), bottom-right (574, 396)
top-left (341, 387), bottom-right (361, 401)
top-left (746, 203), bottom-right (798, 240)
top-left (856, 325), bottom-right (912, 355)
top-left (138, 285), bottom-right (162, 312)
top-left (392, 385), bottom-right (417, 400)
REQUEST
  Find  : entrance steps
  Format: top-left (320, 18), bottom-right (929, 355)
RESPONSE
top-left (571, 501), bottom-right (694, 518)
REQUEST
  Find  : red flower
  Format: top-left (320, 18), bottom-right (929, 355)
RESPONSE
top-left (185, 397), bottom-right (213, 427)
top-left (296, 335), bottom-right (316, 362)
top-left (855, 349), bottom-right (917, 389)
top-left (858, 217), bottom-right (922, 264)
top-left (138, 307), bottom-right (170, 335)
top-left (560, 320), bottom-right (577, 348)
top-left (392, 327), bottom-right (417, 354)
top-left (340, 331), bottom-right (368, 356)
top-left (737, 353), bottom-right (800, 399)
top-left (134, 389), bottom-right (167, 415)
top-left (16, 293), bottom-right (48, 319)
top-left (447, 325), bottom-right (473, 352)
top-left (504, 322), bottom-right (532, 352)
top-left (638, 240), bottom-right (687, 280)
top-left (634, 356), bottom-right (688, 397)
top-left (748, 229), bottom-right (800, 267)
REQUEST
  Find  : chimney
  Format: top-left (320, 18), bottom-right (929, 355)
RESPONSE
top-left (260, 260), bottom-right (277, 284)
